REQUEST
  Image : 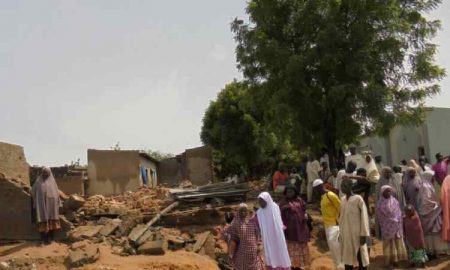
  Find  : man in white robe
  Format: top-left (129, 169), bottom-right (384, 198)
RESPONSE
top-left (339, 179), bottom-right (370, 270)
top-left (307, 157), bottom-right (321, 203)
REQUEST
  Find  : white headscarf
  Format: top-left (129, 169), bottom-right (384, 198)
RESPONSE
top-left (257, 192), bottom-right (291, 268)
top-left (364, 155), bottom-right (380, 183)
top-left (239, 203), bottom-right (248, 209)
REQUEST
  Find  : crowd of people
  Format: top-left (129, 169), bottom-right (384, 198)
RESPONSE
top-left (221, 148), bottom-right (450, 270)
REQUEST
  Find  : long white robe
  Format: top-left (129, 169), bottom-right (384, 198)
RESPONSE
top-left (306, 160), bottom-right (320, 202)
top-left (256, 192), bottom-right (291, 268)
top-left (339, 194), bottom-right (370, 267)
top-left (363, 158), bottom-right (380, 184)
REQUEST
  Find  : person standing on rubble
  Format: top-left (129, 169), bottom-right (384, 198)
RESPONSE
top-left (257, 192), bottom-right (291, 270)
top-left (224, 203), bottom-right (263, 270)
top-left (31, 167), bottom-right (61, 245)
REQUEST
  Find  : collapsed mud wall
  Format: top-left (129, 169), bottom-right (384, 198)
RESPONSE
top-left (0, 175), bottom-right (38, 240)
top-left (182, 146), bottom-right (213, 186)
top-left (159, 146), bottom-right (214, 187)
top-left (0, 141), bottom-right (30, 185)
top-left (158, 158), bottom-right (182, 186)
top-left (0, 174), bottom-right (72, 240)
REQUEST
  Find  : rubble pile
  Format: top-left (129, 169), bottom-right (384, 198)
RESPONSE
top-left (82, 186), bottom-right (171, 216)
top-left (246, 178), bottom-right (268, 198)
top-left (56, 184), bottom-right (229, 268)
top-left (62, 217), bottom-right (219, 268)
top-left (0, 179), bottom-right (256, 269)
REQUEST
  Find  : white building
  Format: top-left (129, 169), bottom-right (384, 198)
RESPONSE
top-left (359, 107), bottom-right (450, 166)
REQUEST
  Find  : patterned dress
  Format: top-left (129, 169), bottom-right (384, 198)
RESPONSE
top-left (227, 216), bottom-right (264, 270)
top-left (38, 220), bottom-right (61, 233)
top-left (279, 197), bottom-right (311, 268)
top-left (376, 187), bottom-right (408, 265)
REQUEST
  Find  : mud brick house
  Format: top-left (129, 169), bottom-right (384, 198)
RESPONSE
top-left (51, 166), bottom-right (86, 195)
top-left (87, 149), bottom-right (158, 195)
top-left (158, 146), bottom-right (214, 186)
top-left (0, 141), bottom-right (30, 185)
top-left (30, 165), bottom-right (87, 195)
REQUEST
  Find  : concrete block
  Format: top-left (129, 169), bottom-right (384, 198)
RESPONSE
top-left (135, 229), bottom-right (154, 246)
top-left (167, 236), bottom-right (186, 251)
top-left (55, 215), bottom-right (74, 240)
top-left (99, 219), bottom-right (121, 236)
top-left (63, 195), bottom-right (85, 212)
top-left (69, 225), bottom-right (102, 241)
top-left (68, 243), bottom-right (99, 267)
top-left (128, 224), bottom-right (148, 242)
top-left (137, 240), bottom-right (167, 255)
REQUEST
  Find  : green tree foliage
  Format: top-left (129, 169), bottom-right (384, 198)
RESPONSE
top-left (201, 81), bottom-right (300, 177)
top-left (232, 0), bottom-right (445, 162)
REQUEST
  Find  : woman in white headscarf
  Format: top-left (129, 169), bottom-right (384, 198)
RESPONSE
top-left (31, 167), bottom-right (61, 244)
top-left (257, 192), bottom-right (291, 270)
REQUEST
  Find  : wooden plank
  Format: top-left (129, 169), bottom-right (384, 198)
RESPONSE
top-left (130, 201), bottom-right (179, 243)
top-left (192, 231), bottom-right (211, 253)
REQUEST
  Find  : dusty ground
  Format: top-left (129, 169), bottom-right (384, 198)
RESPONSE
top-left (2, 233), bottom-right (449, 270)
top-left (0, 242), bottom-right (219, 270)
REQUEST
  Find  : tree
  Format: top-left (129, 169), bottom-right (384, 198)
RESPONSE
top-left (232, 0), bottom-right (445, 166)
top-left (201, 81), bottom-right (299, 178)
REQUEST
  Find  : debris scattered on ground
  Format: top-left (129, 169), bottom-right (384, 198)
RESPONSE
top-left (179, 179), bottom-right (193, 188)
top-left (68, 240), bottom-right (100, 267)
top-left (193, 231), bottom-right (211, 253)
top-left (98, 219), bottom-right (121, 236)
top-left (63, 194), bottom-right (86, 212)
top-left (137, 240), bottom-right (167, 255)
top-left (82, 186), bottom-right (171, 216)
top-left (69, 225), bottom-right (103, 241)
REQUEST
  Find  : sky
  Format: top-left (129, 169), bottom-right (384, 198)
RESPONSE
top-left (1, 1), bottom-right (449, 166)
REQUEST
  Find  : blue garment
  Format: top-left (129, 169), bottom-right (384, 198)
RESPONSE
top-left (140, 166), bottom-right (148, 185)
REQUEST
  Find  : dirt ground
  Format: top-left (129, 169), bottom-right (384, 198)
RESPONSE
top-left (0, 242), bottom-right (219, 270)
top-left (2, 220), bottom-right (450, 270)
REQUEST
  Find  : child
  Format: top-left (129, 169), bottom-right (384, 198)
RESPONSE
top-left (403, 205), bottom-right (428, 268)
